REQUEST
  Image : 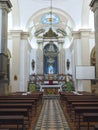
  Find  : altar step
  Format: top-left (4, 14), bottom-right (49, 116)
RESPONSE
top-left (43, 94), bottom-right (60, 99)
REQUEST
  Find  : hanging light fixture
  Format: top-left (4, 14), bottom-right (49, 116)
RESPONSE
top-left (43, 0), bottom-right (59, 58)
top-left (44, 41), bottom-right (58, 58)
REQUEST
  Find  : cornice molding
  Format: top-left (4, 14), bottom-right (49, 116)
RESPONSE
top-left (72, 29), bottom-right (94, 39)
top-left (90, 0), bottom-right (96, 7)
top-left (90, 0), bottom-right (98, 12)
top-left (8, 30), bottom-right (29, 39)
top-left (0, 0), bottom-right (12, 12)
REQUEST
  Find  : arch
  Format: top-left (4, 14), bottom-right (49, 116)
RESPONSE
top-left (26, 7), bottom-right (75, 30)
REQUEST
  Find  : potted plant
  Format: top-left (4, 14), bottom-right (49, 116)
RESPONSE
top-left (28, 83), bottom-right (36, 92)
top-left (66, 81), bottom-right (72, 92)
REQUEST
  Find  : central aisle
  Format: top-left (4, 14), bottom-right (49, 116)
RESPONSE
top-left (34, 99), bottom-right (71, 130)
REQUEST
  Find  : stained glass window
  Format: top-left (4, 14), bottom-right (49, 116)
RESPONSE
top-left (41, 13), bottom-right (60, 24)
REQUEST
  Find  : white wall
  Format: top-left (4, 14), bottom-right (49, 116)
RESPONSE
top-left (8, 30), bottom-right (31, 92)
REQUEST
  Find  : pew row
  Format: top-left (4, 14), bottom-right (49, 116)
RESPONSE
top-left (0, 92), bottom-right (43, 130)
top-left (59, 91), bottom-right (98, 130)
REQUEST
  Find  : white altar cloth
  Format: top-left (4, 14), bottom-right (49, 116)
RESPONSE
top-left (40, 84), bottom-right (62, 91)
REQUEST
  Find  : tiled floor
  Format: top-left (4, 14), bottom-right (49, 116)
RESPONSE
top-left (34, 99), bottom-right (71, 130)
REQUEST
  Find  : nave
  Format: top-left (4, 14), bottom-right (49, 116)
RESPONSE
top-left (0, 91), bottom-right (98, 130)
top-left (34, 99), bottom-right (70, 130)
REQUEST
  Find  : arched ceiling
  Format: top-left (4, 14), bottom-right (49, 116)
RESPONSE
top-left (8, 0), bottom-right (94, 48)
top-left (9, 0), bottom-right (93, 31)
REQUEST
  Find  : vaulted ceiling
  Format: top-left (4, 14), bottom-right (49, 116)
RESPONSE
top-left (8, 0), bottom-right (94, 47)
top-left (8, 0), bottom-right (93, 30)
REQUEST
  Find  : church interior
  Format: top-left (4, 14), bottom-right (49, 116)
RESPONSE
top-left (0, 0), bottom-right (98, 130)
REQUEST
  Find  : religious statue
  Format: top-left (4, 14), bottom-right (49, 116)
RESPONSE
top-left (31, 59), bottom-right (35, 70)
top-left (66, 59), bottom-right (70, 70)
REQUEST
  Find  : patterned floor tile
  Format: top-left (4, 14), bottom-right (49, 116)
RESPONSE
top-left (34, 99), bottom-right (71, 130)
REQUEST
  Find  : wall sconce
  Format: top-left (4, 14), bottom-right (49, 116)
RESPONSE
top-left (31, 59), bottom-right (35, 71)
top-left (66, 59), bottom-right (70, 70)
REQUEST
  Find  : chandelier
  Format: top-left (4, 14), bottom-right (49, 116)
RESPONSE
top-left (43, 0), bottom-right (59, 58)
top-left (44, 41), bottom-right (59, 58)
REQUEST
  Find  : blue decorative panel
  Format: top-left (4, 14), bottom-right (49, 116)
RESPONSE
top-left (41, 13), bottom-right (60, 24)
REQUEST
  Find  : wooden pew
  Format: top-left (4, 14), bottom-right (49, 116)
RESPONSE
top-left (70, 102), bottom-right (98, 120)
top-left (0, 108), bottom-right (30, 127)
top-left (0, 115), bottom-right (24, 130)
top-left (83, 113), bottom-right (98, 130)
top-left (65, 97), bottom-right (98, 114)
top-left (0, 92), bottom-right (43, 130)
top-left (0, 95), bottom-right (42, 109)
top-left (94, 124), bottom-right (98, 130)
top-left (59, 92), bottom-right (98, 130)
top-left (0, 103), bottom-right (34, 129)
top-left (74, 106), bottom-right (98, 129)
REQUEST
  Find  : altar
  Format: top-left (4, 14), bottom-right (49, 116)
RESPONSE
top-left (28, 74), bottom-right (70, 94)
top-left (40, 84), bottom-right (62, 95)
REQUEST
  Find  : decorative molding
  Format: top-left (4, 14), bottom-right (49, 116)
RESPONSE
top-left (56, 29), bottom-right (67, 37)
top-left (43, 28), bottom-right (58, 38)
top-left (34, 29), bottom-right (45, 37)
top-left (90, 0), bottom-right (96, 7)
top-left (72, 29), bottom-right (94, 39)
top-left (0, 0), bottom-right (12, 12)
top-left (90, 0), bottom-right (98, 12)
top-left (8, 30), bottom-right (29, 39)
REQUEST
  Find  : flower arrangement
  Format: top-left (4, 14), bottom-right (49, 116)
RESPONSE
top-left (65, 75), bottom-right (73, 92)
top-left (28, 83), bottom-right (36, 92)
top-left (66, 81), bottom-right (72, 92)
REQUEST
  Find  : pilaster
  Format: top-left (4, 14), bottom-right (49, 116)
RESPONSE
top-left (9, 30), bottom-right (30, 92)
top-left (90, 0), bottom-right (98, 93)
top-left (72, 29), bottom-right (92, 92)
top-left (58, 42), bottom-right (65, 74)
top-left (0, 0), bottom-right (12, 94)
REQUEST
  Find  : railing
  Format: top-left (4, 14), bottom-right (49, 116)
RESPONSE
top-left (29, 74), bottom-right (72, 85)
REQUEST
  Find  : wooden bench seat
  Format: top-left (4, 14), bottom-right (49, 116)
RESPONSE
top-left (94, 124), bottom-right (98, 130)
top-left (74, 106), bottom-right (98, 129)
top-left (0, 107), bottom-right (32, 129)
top-left (59, 92), bottom-right (98, 130)
top-left (0, 115), bottom-right (24, 130)
top-left (83, 113), bottom-right (98, 130)
top-left (0, 92), bottom-right (43, 130)
top-left (70, 102), bottom-right (98, 119)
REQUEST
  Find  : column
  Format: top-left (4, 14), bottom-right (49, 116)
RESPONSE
top-left (90, 0), bottom-right (98, 79)
top-left (72, 30), bottom-right (91, 92)
top-left (58, 41), bottom-right (65, 74)
top-left (0, 0), bottom-right (12, 94)
top-left (80, 29), bottom-right (91, 92)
